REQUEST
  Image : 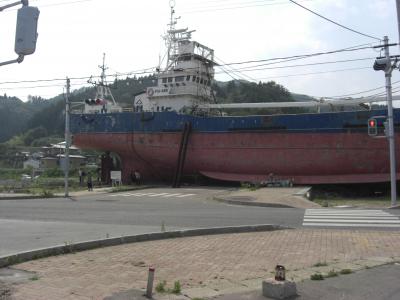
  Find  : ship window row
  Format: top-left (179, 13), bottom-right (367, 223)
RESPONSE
top-left (135, 106), bottom-right (171, 112)
top-left (161, 76), bottom-right (211, 86)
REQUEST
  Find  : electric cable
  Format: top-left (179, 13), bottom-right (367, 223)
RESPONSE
top-left (327, 80), bottom-right (400, 99)
top-left (288, 0), bottom-right (381, 41)
top-left (181, 0), bottom-right (313, 14)
top-left (216, 57), bottom-right (375, 73)
top-left (250, 66), bottom-right (371, 81)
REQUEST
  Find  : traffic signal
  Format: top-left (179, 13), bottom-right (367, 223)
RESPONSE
top-left (373, 58), bottom-right (390, 71)
top-left (368, 118), bottom-right (378, 136)
top-left (15, 6), bottom-right (40, 56)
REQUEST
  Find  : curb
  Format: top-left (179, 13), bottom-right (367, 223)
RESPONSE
top-left (0, 195), bottom-right (53, 200)
top-left (0, 224), bottom-right (291, 268)
top-left (0, 185), bottom-right (159, 200)
top-left (106, 185), bottom-right (157, 194)
top-left (213, 196), bottom-right (295, 208)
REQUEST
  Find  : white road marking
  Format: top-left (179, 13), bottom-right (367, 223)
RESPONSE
top-left (176, 194), bottom-right (196, 198)
top-left (303, 209), bottom-right (400, 228)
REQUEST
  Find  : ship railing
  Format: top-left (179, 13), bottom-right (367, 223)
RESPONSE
top-left (122, 107), bottom-right (134, 112)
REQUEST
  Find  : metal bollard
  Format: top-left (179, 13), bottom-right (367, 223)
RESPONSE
top-left (146, 267), bottom-right (155, 298)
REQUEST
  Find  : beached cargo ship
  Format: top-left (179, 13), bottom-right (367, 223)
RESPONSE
top-left (70, 4), bottom-right (400, 185)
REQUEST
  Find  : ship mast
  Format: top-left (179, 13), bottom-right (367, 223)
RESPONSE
top-left (166, 0), bottom-right (176, 67)
top-left (92, 53), bottom-right (116, 105)
top-left (163, 0), bottom-right (193, 72)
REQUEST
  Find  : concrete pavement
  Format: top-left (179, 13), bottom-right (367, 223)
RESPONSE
top-left (1, 228), bottom-right (399, 299)
top-left (1, 186), bottom-right (399, 299)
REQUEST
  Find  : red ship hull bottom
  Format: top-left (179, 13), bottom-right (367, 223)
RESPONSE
top-left (72, 131), bottom-right (400, 185)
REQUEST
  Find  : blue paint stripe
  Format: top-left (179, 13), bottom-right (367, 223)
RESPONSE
top-left (70, 109), bottom-right (395, 134)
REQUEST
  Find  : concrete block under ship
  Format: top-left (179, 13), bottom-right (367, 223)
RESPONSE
top-left (70, 5), bottom-right (400, 186)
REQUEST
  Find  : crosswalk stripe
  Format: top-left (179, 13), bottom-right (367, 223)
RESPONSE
top-left (303, 223), bottom-right (400, 228)
top-left (302, 208), bottom-right (400, 228)
top-left (108, 192), bottom-right (197, 198)
top-left (176, 194), bottom-right (196, 198)
top-left (161, 193), bottom-right (183, 198)
top-left (304, 216), bottom-right (399, 220)
top-left (303, 219), bottom-right (400, 224)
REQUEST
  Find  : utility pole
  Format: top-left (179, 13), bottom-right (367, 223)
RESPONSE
top-left (396, 0), bottom-right (400, 50)
top-left (64, 78), bottom-right (71, 198)
top-left (384, 36), bottom-right (397, 207)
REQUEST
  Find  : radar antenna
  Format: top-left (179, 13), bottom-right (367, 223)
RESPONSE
top-left (88, 53), bottom-right (117, 105)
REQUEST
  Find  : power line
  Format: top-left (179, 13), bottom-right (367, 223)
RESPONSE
top-left (327, 80), bottom-right (400, 99)
top-left (215, 56), bottom-right (257, 82)
top-left (219, 44), bottom-right (378, 67)
top-left (288, 0), bottom-right (381, 41)
top-left (0, 44), bottom-right (382, 87)
top-left (181, 0), bottom-right (313, 14)
top-left (247, 66), bottom-right (371, 81)
top-left (218, 57), bottom-right (375, 73)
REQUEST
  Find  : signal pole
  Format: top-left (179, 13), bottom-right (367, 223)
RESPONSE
top-left (383, 36), bottom-right (397, 207)
top-left (64, 78), bottom-right (71, 198)
top-left (396, 0), bottom-right (400, 48)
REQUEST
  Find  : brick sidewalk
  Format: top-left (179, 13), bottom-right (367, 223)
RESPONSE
top-left (7, 229), bottom-right (400, 299)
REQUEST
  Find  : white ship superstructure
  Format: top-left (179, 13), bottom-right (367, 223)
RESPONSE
top-left (134, 2), bottom-right (216, 113)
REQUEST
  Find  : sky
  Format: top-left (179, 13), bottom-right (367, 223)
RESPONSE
top-left (0, 0), bottom-right (399, 102)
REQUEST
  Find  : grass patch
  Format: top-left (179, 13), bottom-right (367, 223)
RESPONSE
top-left (340, 269), bottom-right (353, 275)
top-left (325, 269), bottom-right (338, 278)
top-left (240, 182), bottom-right (260, 191)
top-left (155, 280), bottom-right (182, 294)
top-left (313, 262), bottom-right (328, 267)
top-left (40, 189), bottom-right (54, 198)
top-left (172, 281), bottom-right (181, 294)
top-left (110, 185), bottom-right (145, 193)
top-left (29, 274), bottom-right (39, 281)
top-left (310, 273), bottom-right (324, 280)
top-left (155, 280), bottom-right (167, 293)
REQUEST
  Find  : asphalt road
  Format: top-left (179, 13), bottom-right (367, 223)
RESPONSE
top-left (0, 187), bottom-right (304, 256)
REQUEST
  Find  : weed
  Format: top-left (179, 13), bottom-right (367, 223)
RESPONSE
top-left (161, 221), bottom-right (166, 232)
top-left (191, 298), bottom-right (205, 300)
top-left (321, 200), bottom-right (329, 207)
top-left (40, 189), bottom-right (54, 198)
top-left (340, 269), bottom-right (352, 275)
top-left (310, 273), bottom-right (324, 280)
top-left (155, 280), bottom-right (167, 293)
top-left (325, 270), bottom-right (338, 278)
top-left (172, 281), bottom-right (181, 294)
top-left (63, 241), bottom-right (75, 254)
top-left (30, 274), bottom-right (39, 281)
top-left (313, 262), bottom-right (328, 267)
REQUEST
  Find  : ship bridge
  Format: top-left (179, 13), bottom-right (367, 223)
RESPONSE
top-left (134, 6), bottom-right (218, 114)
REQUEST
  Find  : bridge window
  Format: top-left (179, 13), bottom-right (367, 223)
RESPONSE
top-left (192, 76), bottom-right (196, 82)
top-left (175, 76), bottom-right (184, 82)
top-left (167, 77), bottom-right (173, 83)
top-left (162, 78), bottom-right (167, 83)
top-left (186, 75), bottom-right (191, 81)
